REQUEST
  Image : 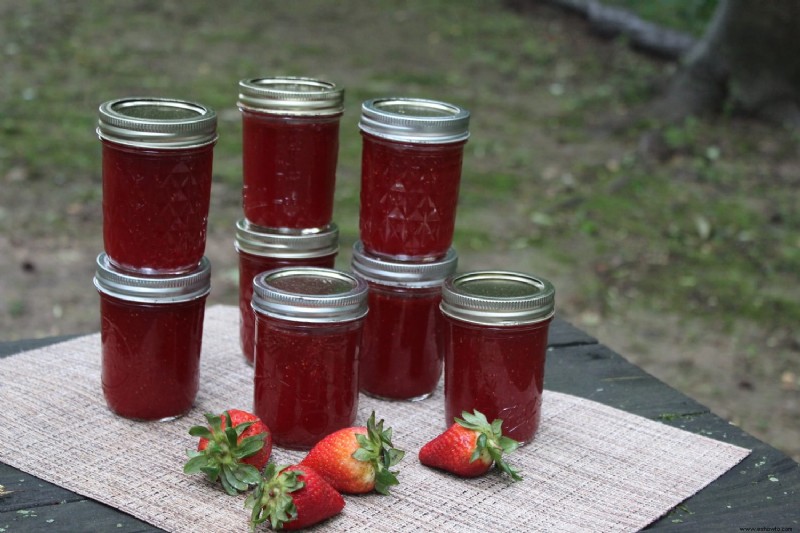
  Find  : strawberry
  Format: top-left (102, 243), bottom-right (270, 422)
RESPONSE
top-left (300, 412), bottom-right (405, 495)
top-left (183, 409), bottom-right (272, 495)
top-left (246, 464), bottom-right (344, 531)
top-left (419, 410), bottom-right (522, 481)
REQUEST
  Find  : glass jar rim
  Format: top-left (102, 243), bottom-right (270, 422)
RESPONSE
top-left (251, 267), bottom-right (368, 323)
top-left (235, 219), bottom-right (339, 259)
top-left (93, 253), bottom-right (211, 304)
top-left (97, 97), bottom-right (218, 149)
top-left (440, 270), bottom-right (555, 325)
top-left (238, 76), bottom-right (344, 116)
top-left (359, 97), bottom-right (470, 143)
top-left (350, 241), bottom-right (457, 288)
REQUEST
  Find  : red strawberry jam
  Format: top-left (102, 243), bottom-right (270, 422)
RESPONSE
top-left (97, 97), bottom-right (217, 274)
top-left (238, 77), bottom-right (344, 230)
top-left (236, 219), bottom-right (338, 364)
top-left (360, 286), bottom-right (443, 399)
top-left (351, 241), bottom-right (457, 400)
top-left (358, 98), bottom-right (469, 261)
top-left (440, 271), bottom-right (555, 444)
top-left (94, 253), bottom-right (211, 421)
top-left (251, 267), bottom-right (368, 449)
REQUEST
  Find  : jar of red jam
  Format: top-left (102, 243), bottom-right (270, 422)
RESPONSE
top-left (358, 97), bottom-right (470, 261)
top-left (97, 97), bottom-right (217, 274)
top-left (93, 252), bottom-right (211, 421)
top-left (251, 267), bottom-right (368, 449)
top-left (238, 77), bottom-right (344, 230)
top-left (351, 241), bottom-right (457, 401)
top-left (235, 219), bottom-right (339, 364)
top-left (440, 271), bottom-right (555, 444)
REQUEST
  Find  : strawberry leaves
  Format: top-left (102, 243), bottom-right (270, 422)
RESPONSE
top-left (247, 464), bottom-right (345, 530)
top-left (455, 410), bottom-right (522, 481)
top-left (183, 411), bottom-right (347, 529)
top-left (245, 463), bottom-right (303, 531)
top-left (184, 411), bottom-right (267, 495)
top-left (352, 411), bottom-right (405, 495)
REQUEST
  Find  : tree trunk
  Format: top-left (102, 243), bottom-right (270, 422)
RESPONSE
top-left (660, 0), bottom-right (800, 126)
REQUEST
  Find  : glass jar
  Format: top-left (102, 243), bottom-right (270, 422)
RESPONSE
top-left (251, 267), bottom-right (368, 450)
top-left (93, 253), bottom-right (211, 421)
top-left (238, 77), bottom-right (344, 230)
top-left (97, 97), bottom-right (217, 274)
top-left (358, 97), bottom-right (470, 261)
top-left (235, 219), bottom-right (339, 364)
top-left (351, 241), bottom-right (457, 401)
top-left (440, 271), bottom-right (555, 444)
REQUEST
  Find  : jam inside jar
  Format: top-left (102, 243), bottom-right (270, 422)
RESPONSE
top-left (251, 267), bottom-right (368, 450)
top-left (358, 97), bottom-right (470, 261)
top-left (235, 220), bottom-right (339, 364)
top-left (238, 77), bottom-right (344, 230)
top-left (440, 271), bottom-right (555, 444)
top-left (93, 253), bottom-right (211, 421)
top-left (351, 241), bottom-right (457, 401)
top-left (97, 97), bottom-right (217, 274)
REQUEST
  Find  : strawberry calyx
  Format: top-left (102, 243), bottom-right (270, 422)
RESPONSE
top-left (455, 410), bottom-right (522, 481)
top-left (245, 463), bottom-right (304, 531)
top-left (352, 411), bottom-right (405, 495)
top-left (183, 411), bottom-right (266, 496)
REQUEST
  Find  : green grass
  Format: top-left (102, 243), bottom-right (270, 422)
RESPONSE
top-left (1, 0), bottom-right (798, 340)
top-left (534, 138), bottom-right (800, 331)
top-left (602, 0), bottom-right (719, 36)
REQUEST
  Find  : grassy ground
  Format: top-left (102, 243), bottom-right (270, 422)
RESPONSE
top-left (0, 0), bottom-right (797, 461)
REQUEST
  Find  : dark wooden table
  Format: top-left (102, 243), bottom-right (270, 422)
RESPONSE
top-left (1, 319), bottom-right (798, 532)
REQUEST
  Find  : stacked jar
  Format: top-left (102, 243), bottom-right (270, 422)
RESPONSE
top-left (235, 77), bottom-right (345, 364)
top-left (238, 78), bottom-right (364, 449)
top-left (251, 267), bottom-right (369, 449)
top-left (94, 97), bottom-right (218, 421)
top-left (354, 97), bottom-right (470, 401)
top-left (351, 241), bottom-right (457, 401)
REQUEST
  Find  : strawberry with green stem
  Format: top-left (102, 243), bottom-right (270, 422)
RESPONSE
top-left (246, 463), bottom-right (344, 531)
top-left (300, 411), bottom-right (405, 494)
top-left (184, 409), bottom-right (272, 495)
top-left (419, 409), bottom-right (522, 481)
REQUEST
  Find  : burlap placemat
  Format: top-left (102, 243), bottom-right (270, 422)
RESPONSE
top-left (0, 305), bottom-right (750, 532)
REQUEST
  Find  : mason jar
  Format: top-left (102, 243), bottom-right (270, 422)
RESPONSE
top-left (358, 97), bottom-right (469, 261)
top-left (351, 241), bottom-right (457, 401)
top-left (97, 97), bottom-right (217, 274)
top-left (251, 267), bottom-right (368, 449)
top-left (440, 271), bottom-right (555, 444)
top-left (238, 77), bottom-right (344, 230)
top-left (93, 253), bottom-right (211, 421)
top-left (235, 219), bottom-right (339, 364)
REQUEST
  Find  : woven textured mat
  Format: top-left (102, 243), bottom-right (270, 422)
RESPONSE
top-left (0, 305), bottom-right (750, 532)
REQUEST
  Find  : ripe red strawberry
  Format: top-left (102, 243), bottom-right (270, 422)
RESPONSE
top-left (183, 409), bottom-right (272, 495)
top-left (300, 412), bottom-right (405, 495)
top-left (419, 410), bottom-right (522, 481)
top-left (246, 464), bottom-right (345, 531)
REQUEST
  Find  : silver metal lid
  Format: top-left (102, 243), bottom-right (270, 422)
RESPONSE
top-left (93, 253), bottom-right (211, 304)
top-left (238, 77), bottom-right (344, 116)
top-left (235, 219), bottom-right (339, 259)
top-left (351, 241), bottom-right (457, 288)
top-left (359, 97), bottom-right (470, 143)
top-left (251, 267), bottom-right (368, 323)
top-left (97, 97), bottom-right (218, 149)
top-left (440, 271), bottom-right (555, 325)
